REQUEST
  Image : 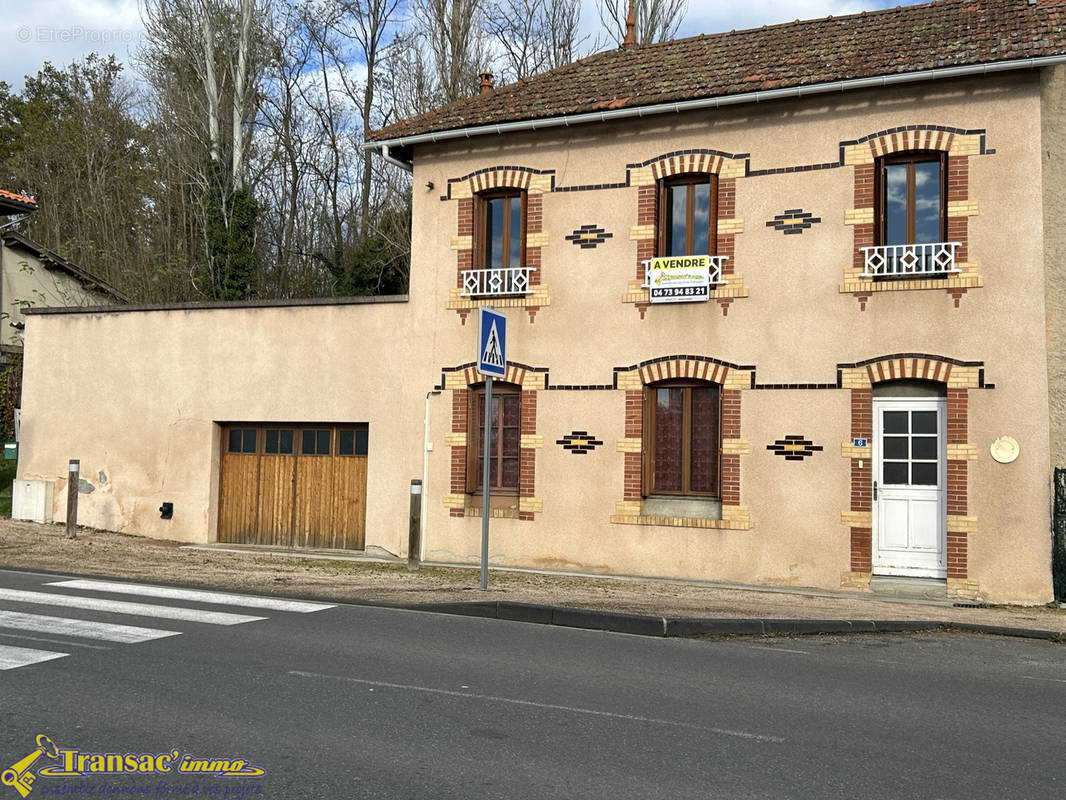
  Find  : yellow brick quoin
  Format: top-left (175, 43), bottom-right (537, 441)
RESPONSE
top-left (442, 493), bottom-right (466, 509)
top-left (450, 235), bottom-right (473, 250)
top-left (947, 515), bottom-right (978, 533)
top-left (444, 432), bottom-right (467, 447)
top-left (616, 437), bottom-right (642, 453)
top-left (947, 443), bottom-right (979, 461)
top-left (717, 218), bottom-right (744, 235)
top-left (841, 510), bottom-right (872, 527)
top-left (844, 208), bottom-right (874, 225)
top-left (721, 438), bottom-right (751, 455)
top-left (629, 224), bottom-right (655, 240)
top-left (947, 200), bottom-right (979, 217)
top-left (520, 434), bottom-right (543, 449)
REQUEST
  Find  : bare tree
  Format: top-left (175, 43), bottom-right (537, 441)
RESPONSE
top-left (598, 0), bottom-right (687, 46)
top-left (484, 0), bottom-right (585, 82)
top-left (414, 0), bottom-right (490, 103)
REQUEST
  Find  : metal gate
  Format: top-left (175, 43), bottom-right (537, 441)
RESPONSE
top-left (218, 424), bottom-right (368, 550)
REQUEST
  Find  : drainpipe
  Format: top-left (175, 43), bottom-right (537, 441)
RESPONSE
top-left (422, 389), bottom-right (442, 562)
top-left (380, 144), bottom-right (413, 173)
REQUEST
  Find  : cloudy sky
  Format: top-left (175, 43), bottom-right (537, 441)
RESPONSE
top-left (1, 0), bottom-right (928, 90)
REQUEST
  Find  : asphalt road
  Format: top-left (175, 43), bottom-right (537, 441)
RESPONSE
top-left (0, 567), bottom-right (1063, 799)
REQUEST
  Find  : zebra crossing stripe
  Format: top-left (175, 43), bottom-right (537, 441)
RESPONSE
top-left (0, 610), bottom-right (181, 643)
top-left (0, 589), bottom-right (266, 626)
top-left (47, 580), bottom-right (336, 613)
top-left (0, 644), bottom-right (67, 670)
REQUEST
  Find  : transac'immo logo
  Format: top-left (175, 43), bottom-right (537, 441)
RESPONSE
top-left (2, 735), bottom-right (264, 797)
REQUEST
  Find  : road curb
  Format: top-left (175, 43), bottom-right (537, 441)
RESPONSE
top-left (412, 600), bottom-right (1062, 641)
top-left (1, 566), bottom-right (1060, 641)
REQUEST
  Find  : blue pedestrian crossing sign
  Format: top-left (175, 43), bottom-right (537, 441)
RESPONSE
top-left (477, 307), bottom-right (507, 378)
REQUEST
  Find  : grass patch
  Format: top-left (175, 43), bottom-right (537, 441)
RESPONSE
top-left (0, 459), bottom-right (14, 517)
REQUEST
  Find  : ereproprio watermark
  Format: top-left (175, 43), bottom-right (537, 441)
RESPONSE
top-left (16, 26), bottom-right (137, 45)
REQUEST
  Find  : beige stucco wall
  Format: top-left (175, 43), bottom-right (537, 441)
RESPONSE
top-left (1, 245), bottom-right (111, 346)
top-left (15, 71), bottom-right (1059, 603)
top-left (19, 300), bottom-right (428, 556)
top-left (410, 73), bottom-right (1054, 604)
top-left (1043, 64), bottom-right (1066, 470)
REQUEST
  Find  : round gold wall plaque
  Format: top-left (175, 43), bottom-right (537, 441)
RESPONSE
top-left (990, 436), bottom-right (1019, 464)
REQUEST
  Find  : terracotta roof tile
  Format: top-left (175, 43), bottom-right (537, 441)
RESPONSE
top-left (0, 189), bottom-right (37, 211)
top-left (369, 0), bottom-right (1066, 142)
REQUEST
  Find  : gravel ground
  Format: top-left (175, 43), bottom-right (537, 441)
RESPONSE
top-left (1, 518), bottom-right (1064, 634)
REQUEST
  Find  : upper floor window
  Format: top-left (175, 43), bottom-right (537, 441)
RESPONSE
top-left (643, 381), bottom-right (720, 498)
top-left (464, 191), bottom-right (530, 297)
top-left (659, 175), bottom-right (717, 257)
top-left (478, 191), bottom-right (525, 268)
top-left (864, 151), bottom-right (958, 278)
top-left (878, 151), bottom-right (945, 246)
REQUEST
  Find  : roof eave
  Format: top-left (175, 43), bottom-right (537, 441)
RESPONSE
top-left (365, 55), bottom-right (1066, 158)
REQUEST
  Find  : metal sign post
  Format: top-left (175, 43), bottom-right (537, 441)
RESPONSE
top-left (476, 307), bottom-right (507, 591)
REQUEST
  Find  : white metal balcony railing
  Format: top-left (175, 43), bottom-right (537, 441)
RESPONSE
top-left (460, 266), bottom-right (534, 297)
top-left (860, 242), bottom-right (961, 278)
top-left (641, 255), bottom-right (729, 289)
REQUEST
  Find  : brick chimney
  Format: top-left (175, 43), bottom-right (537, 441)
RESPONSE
top-left (479, 71), bottom-right (494, 95)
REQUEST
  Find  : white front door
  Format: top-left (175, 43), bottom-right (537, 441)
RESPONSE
top-left (872, 398), bottom-right (946, 578)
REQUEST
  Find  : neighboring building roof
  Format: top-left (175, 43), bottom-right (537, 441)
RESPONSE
top-left (368, 0), bottom-right (1066, 145)
top-left (1, 231), bottom-right (128, 303)
top-left (0, 190), bottom-right (38, 215)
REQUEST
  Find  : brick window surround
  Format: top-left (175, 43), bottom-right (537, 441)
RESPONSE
top-left (841, 126), bottom-right (985, 310)
top-left (623, 151), bottom-right (750, 318)
top-left (612, 356), bottom-right (752, 530)
top-left (839, 355), bottom-right (982, 598)
top-left (445, 166), bottom-right (552, 323)
top-left (441, 363), bottom-right (546, 521)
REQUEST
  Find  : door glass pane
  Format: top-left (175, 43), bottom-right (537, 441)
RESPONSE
top-left (883, 411), bottom-right (908, 433)
top-left (692, 182), bottom-right (710, 255)
top-left (508, 196), bottom-right (522, 267)
top-left (912, 411), bottom-right (937, 434)
top-left (279, 430), bottom-right (293, 454)
top-left (265, 430), bottom-right (279, 454)
top-left (666, 184), bottom-right (687, 256)
top-left (912, 436), bottom-right (937, 461)
top-left (883, 462), bottom-right (908, 485)
top-left (485, 197), bottom-right (504, 267)
top-left (339, 430), bottom-right (354, 456)
top-left (884, 436), bottom-right (908, 460)
top-left (689, 387), bottom-right (719, 494)
top-left (911, 462), bottom-right (937, 485)
top-left (653, 388), bottom-right (683, 492)
top-left (317, 430), bottom-right (331, 454)
top-left (913, 161), bottom-right (941, 244)
top-left (301, 430), bottom-right (315, 455)
top-left (242, 430), bottom-right (256, 453)
top-left (355, 429), bottom-right (368, 456)
top-left (228, 429), bottom-right (243, 453)
top-left (884, 162), bottom-right (908, 245)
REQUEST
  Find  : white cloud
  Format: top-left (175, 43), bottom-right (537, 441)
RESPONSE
top-left (1, 0), bottom-right (143, 89)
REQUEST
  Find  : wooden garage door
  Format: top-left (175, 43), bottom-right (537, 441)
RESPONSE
top-left (218, 424), bottom-right (368, 550)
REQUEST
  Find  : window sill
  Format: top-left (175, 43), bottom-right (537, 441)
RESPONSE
top-left (610, 502), bottom-right (752, 530)
top-left (841, 268), bottom-right (982, 294)
top-left (447, 285), bottom-right (549, 311)
top-left (609, 514), bottom-right (752, 531)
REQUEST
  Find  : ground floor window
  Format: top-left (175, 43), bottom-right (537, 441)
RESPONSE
top-left (643, 382), bottom-right (720, 497)
top-left (468, 384), bottom-right (520, 493)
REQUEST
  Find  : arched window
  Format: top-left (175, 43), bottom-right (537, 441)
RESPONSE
top-left (643, 380), bottom-right (721, 497)
top-left (658, 174), bottom-right (717, 257)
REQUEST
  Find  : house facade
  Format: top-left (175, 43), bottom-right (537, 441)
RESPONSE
top-left (15, 0), bottom-right (1066, 603)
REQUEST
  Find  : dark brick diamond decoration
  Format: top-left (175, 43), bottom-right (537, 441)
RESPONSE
top-left (767, 435), bottom-right (824, 461)
top-left (565, 224), bottom-right (613, 249)
top-left (556, 430), bottom-right (604, 454)
top-left (766, 208), bottom-right (821, 235)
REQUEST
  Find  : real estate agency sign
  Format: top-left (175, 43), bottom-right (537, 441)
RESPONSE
top-left (644, 255), bottom-right (711, 303)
